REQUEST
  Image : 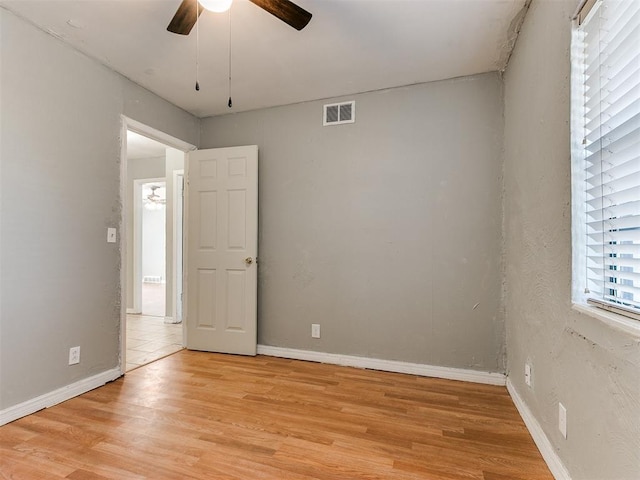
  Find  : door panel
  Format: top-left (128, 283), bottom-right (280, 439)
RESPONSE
top-left (185, 146), bottom-right (258, 355)
top-left (225, 270), bottom-right (247, 331)
top-left (228, 190), bottom-right (247, 248)
top-left (196, 269), bottom-right (217, 329)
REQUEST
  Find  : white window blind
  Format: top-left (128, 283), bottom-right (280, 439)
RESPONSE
top-left (577, 0), bottom-right (640, 318)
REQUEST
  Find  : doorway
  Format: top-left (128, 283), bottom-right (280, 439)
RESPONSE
top-left (140, 180), bottom-right (167, 317)
top-left (121, 118), bottom-right (194, 372)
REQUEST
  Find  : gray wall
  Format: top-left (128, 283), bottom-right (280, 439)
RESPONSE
top-left (201, 73), bottom-right (506, 371)
top-left (0, 9), bottom-right (199, 409)
top-left (503, 0), bottom-right (640, 478)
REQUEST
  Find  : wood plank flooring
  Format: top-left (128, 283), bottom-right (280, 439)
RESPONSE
top-left (0, 351), bottom-right (554, 480)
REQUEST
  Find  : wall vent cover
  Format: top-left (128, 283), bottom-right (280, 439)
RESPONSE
top-left (323, 101), bottom-right (355, 126)
top-left (143, 276), bottom-right (163, 284)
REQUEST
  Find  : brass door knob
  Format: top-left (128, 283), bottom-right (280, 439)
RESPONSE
top-left (245, 257), bottom-right (253, 265)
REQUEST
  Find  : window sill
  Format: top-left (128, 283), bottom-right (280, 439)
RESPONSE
top-left (572, 302), bottom-right (640, 340)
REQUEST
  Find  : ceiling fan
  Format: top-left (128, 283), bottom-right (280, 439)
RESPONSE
top-left (144, 185), bottom-right (166, 210)
top-left (167, 0), bottom-right (313, 35)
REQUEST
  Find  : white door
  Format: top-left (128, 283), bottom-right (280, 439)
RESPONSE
top-left (184, 146), bottom-right (258, 355)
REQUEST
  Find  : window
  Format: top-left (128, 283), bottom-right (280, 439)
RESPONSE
top-left (571, 0), bottom-right (640, 321)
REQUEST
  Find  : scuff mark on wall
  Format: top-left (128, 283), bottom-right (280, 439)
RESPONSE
top-left (565, 326), bottom-right (598, 348)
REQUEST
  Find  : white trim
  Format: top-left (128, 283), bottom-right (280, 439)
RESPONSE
top-left (119, 118), bottom-right (129, 374)
top-left (126, 308), bottom-right (140, 314)
top-left (0, 368), bottom-right (121, 426)
top-left (172, 169), bottom-right (184, 324)
top-left (123, 117), bottom-right (196, 154)
top-left (570, 19), bottom-right (589, 309)
top-left (120, 116), bottom-right (196, 375)
top-left (586, 299), bottom-right (640, 323)
top-left (182, 152), bottom-right (191, 350)
top-left (572, 303), bottom-right (640, 338)
top-left (506, 379), bottom-right (572, 480)
top-left (257, 345), bottom-right (506, 386)
top-left (131, 179), bottom-right (142, 314)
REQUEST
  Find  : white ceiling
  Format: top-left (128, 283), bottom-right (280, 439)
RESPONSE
top-left (127, 130), bottom-right (167, 159)
top-left (2, 0), bottom-right (527, 118)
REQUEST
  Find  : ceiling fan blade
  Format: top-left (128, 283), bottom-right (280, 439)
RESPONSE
top-left (167, 0), bottom-right (203, 35)
top-left (248, 0), bottom-right (312, 31)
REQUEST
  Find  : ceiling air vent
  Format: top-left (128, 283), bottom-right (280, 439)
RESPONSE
top-left (323, 101), bottom-right (355, 126)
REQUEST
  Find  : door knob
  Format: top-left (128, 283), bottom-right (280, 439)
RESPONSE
top-left (244, 257), bottom-right (253, 265)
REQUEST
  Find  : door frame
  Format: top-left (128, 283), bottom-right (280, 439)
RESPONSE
top-left (119, 116), bottom-right (195, 375)
top-left (172, 170), bottom-right (185, 324)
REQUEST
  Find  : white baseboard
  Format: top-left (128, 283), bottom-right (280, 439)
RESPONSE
top-left (506, 379), bottom-right (571, 480)
top-left (126, 308), bottom-right (140, 314)
top-left (0, 368), bottom-right (122, 426)
top-left (257, 345), bottom-right (506, 386)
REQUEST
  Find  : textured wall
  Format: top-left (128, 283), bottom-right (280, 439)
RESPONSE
top-left (201, 73), bottom-right (506, 371)
top-left (0, 9), bottom-right (198, 409)
top-left (503, 0), bottom-right (640, 478)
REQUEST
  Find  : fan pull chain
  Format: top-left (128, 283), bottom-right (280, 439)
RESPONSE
top-left (228, 7), bottom-right (232, 108)
top-left (195, 0), bottom-right (200, 91)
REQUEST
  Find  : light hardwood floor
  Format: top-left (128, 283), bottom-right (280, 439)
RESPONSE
top-left (0, 351), bottom-right (553, 479)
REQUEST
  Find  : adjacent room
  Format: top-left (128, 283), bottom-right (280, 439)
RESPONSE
top-left (124, 131), bottom-right (185, 370)
top-left (0, 0), bottom-right (638, 479)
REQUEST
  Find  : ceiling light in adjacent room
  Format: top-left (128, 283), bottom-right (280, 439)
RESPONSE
top-left (143, 185), bottom-right (166, 211)
top-left (199, 0), bottom-right (233, 13)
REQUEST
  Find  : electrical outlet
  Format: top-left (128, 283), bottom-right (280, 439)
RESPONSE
top-left (559, 402), bottom-right (567, 439)
top-left (69, 346), bottom-right (80, 365)
top-left (311, 324), bottom-right (321, 339)
top-left (525, 362), bottom-right (532, 387)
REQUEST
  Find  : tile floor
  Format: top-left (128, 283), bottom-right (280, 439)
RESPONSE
top-left (126, 314), bottom-right (183, 371)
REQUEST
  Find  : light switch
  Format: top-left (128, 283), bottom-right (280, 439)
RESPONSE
top-left (107, 228), bottom-right (117, 243)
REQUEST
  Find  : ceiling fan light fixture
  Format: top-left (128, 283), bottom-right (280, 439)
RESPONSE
top-left (143, 185), bottom-right (167, 210)
top-left (199, 0), bottom-right (233, 13)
